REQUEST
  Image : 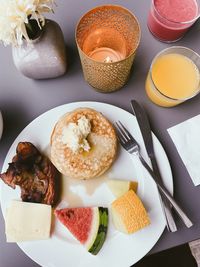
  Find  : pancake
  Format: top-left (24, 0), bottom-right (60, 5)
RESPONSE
top-left (50, 108), bottom-right (117, 179)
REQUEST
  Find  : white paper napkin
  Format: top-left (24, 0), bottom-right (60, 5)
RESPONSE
top-left (168, 114), bottom-right (200, 186)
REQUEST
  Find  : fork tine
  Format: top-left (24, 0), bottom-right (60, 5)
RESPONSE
top-left (115, 122), bottom-right (126, 144)
top-left (117, 121), bottom-right (131, 141)
top-left (116, 132), bottom-right (126, 147)
top-left (118, 121), bottom-right (135, 141)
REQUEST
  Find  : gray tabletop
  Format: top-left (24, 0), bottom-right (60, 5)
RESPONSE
top-left (1, 0), bottom-right (200, 266)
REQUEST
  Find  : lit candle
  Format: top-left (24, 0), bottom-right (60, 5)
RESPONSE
top-left (104, 56), bottom-right (112, 63)
top-left (76, 5), bottom-right (141, 92)
top-left (88, 47), bottom-right (124, 63)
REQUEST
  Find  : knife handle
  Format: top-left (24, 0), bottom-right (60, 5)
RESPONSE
top-left (131, 100), bottom-right (178, 231)
top-left (150, 157), bottom-right (177, 232)
top-left (157, 189), bottom-right (177, 232)
top-left (138, 154), bottom-right (193, 228)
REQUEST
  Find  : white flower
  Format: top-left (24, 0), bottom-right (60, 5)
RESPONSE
top-left (0, 0), bottom-right (55, 46)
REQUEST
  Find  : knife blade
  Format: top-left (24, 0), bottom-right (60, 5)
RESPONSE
top-left (131, 100), bottom-right (177, 232)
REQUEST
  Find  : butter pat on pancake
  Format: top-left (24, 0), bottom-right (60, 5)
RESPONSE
top-left (50, 108), bottom-right (117, 179)
top-left (61, 115), bottom-right (91, 153)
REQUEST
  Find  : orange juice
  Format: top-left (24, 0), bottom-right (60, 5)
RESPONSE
top-left (146, 53), bottom-right (200, 107)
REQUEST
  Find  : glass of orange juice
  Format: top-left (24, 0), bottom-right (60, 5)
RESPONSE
top-left (146, 46), bottom-right (200, 107)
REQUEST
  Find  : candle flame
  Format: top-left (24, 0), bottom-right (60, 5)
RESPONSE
top-left (104, 56), bottom-right (113, 63)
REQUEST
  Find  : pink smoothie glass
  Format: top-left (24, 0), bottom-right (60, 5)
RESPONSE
top-left (148, 0), bottom-right (200, 42)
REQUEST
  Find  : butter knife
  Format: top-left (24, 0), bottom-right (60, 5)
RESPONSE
top-left (131, 100), bottom-right (177, 232)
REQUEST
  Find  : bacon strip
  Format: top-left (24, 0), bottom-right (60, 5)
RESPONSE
top-left (0, 142), bottom-right (59, 206)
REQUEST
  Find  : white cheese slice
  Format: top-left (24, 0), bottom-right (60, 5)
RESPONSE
top-left (5, 200), bottom-right (52, 242)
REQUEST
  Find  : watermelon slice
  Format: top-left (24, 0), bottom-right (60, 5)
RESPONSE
top-left (54, 207), bottom-right (108, 255)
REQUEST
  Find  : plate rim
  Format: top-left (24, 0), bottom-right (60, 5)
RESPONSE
top-left (0, 111), bottom-right (3, 140)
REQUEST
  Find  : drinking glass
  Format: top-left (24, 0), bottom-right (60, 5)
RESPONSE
top-left (146, 46), bottom-right (200, 107)
top-left (147, 0), bottom-right (200, 42)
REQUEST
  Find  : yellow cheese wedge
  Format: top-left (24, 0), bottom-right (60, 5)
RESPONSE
top-left (5, 200), bottom-right (52, 242)
top-left (111, 190), bottom-right (150, 234)
top-left (106, 179), bottom-right (138, 198)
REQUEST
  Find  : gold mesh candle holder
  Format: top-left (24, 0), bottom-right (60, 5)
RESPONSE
top-left (76, 5), bottom-right (141, 93)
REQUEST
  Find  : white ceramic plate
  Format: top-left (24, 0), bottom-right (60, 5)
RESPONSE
top-left (0, 102), bottom-right (173, 267)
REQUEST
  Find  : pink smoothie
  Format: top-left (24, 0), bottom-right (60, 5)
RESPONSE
top-left (148, 0), bottom-right (198, 42)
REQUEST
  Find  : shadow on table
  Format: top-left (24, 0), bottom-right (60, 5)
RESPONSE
top-left (133, 244), bottom-right (197, 267)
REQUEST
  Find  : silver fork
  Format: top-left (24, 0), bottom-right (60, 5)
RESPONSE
top-left (115, 121), bottom-right (193, 228)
